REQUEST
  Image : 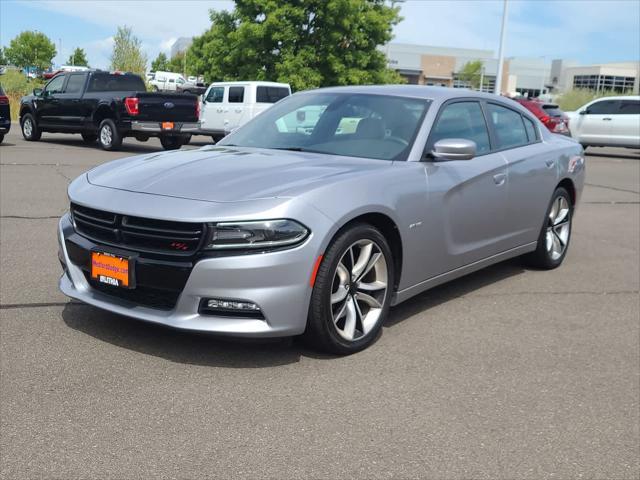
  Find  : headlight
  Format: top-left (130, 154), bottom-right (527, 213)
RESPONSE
top-left (205, 219), bottom-right (309, 250)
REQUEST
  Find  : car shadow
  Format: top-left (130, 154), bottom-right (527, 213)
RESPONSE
top-left (35, 137), bottom-right (164, 154)
top-left (62, 257), bottom-right (527, 367)
top-left (586, 149), bottom-right (640, 160)
top-left (385, 258), bottom-right (525, 327)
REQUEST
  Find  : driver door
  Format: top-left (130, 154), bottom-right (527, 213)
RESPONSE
top-left (36, 74), bottom-right (66, 127)
top-left (421, 100), bottom-right (510, 276)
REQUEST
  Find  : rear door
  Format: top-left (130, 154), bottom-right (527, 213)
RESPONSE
top-left (573, 99), bottom-right (618, 145)
top-left (611, 99), bottom-right (640, 147)
top-left (57, 72), bottom-right (87, 128)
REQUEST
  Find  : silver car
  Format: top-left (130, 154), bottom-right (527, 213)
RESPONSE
top-left (58, 86), bottom-right (585, 354)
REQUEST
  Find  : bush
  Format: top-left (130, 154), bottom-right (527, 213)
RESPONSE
top-left (555, 88), bottom-right (630, 111)
top-left (0, 69), bottom-right (44, 120)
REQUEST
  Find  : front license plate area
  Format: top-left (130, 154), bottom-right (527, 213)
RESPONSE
top-left (91, 251), bottom-right (135, 289)
top-left (162, 121), bottom-right (175, 130)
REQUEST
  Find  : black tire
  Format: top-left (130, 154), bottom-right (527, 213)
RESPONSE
top-left (523, 187), bottom-right (573, 270)
top-left (81, 133), bottom-right (97, 144)
top-left (304, 224), bottom-right (394, 355)
top-left (97, 118), bottom-right (122, 151)
top-left (182, 134), bottom-right (192, 145)
top-left (160, 136), bottom-right (183, 150)
top-left (21, 113), bottom-right (41, 141)
top-left (0, 133), bottom-right (4, 144)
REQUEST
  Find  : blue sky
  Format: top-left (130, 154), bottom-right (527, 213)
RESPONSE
top-left (1, 0), bottom-right (638, 69)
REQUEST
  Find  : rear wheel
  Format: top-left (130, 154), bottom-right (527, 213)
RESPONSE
top-left (524, 187), bottom-right (573, 269)
top-left (160, 136), bottom-right (183, 150)
top-left (81, 133), bottom-right (97, 144)
top-left (21, 113), bottom-right (41, 141)
top-left (304, 224), bottom-right (393, 354)
top-left (97, 118), bottom-right (122, 151)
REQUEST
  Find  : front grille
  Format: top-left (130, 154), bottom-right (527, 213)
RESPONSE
top-left (71, 203), bottom-right (206, 256)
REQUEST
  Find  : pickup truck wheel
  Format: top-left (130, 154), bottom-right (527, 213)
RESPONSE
top-left (81, 133), bottom-right (98, 144)
top-left (98, 119), bottom-right (122, 151)
top-left (182, 134), bottom-right (192, 145)
top-left (160, 136), bottom-right (183, 150)
top-left (21, 113), bottom-right (42, 141)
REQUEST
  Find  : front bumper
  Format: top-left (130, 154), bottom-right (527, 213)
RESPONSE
top-left (130, 121), bottom-right (200, 134)
top-left (57, 213), bottom-right (317, 337)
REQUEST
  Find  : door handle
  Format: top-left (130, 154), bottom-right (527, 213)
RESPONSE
top-left (602, 117), bottom-right (612, 121)
top-left (235, 108), bottom-right (242, 113)
top-left (545, 159), bottom-right (555, 168)
top-left (493, 173), bottom-right (506, 185)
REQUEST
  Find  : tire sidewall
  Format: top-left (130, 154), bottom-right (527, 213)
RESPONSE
top-left (98, 119), bottom-right (120, 151)
top-left (537, 187), bottom-right (573, 268)
top-left (21, 114), bottom-right (37, 140)
top-left (309, 224), bottom-right (394, 354)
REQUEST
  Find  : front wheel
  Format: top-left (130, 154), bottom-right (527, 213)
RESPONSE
top-left (304, 224), bottom-right (394, 354)
top-left (523, 187), bottom-right (573, 269)
top-left (21, 113), bottom-right (41, 141)
top-left (97, 119), bottom-right (122, 151)
top-left (160, 136), bottom-right (183, 150)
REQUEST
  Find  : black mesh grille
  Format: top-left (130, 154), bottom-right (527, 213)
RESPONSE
top-left (71, 203), bottom-right (206, 256)
top-left (85, 272), bottom-right (180, 310)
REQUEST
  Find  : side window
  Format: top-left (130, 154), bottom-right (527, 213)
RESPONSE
top-left (619, 100), bottom-right (640, 114)
top-left (44, 75), bottom-right (65, 94)
top-left (487, 103), bottom-right (529, 149)
top-left (429, 101), bottom-right (491, 155)
top-left (64, 74), bottom-right (85, 94)
top-left (205, 87), bottom-right (224, 103)
top-left (523, 116), bottom-right (538, 142)
top-left (168, 78), bottom-right (175, 84)
top-left (228, 86), bottom-right (245, 103)
top-left (587, 100), bottom-right (619, 115)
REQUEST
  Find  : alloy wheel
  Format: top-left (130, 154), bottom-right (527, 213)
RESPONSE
top-left (23, 118), bottom-right (33, 137)
top-left (546, 196), bottom-right (571, 260)
top-left (330, 239), bottom-right (388, 341)
top-left (100, 125), bottom-right (113, 146)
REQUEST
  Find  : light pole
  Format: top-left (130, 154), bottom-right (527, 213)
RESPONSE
top-left (494, 0), bottom-right (509, 95)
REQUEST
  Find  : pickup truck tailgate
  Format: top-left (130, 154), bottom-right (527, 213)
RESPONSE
top-left (136, 93), bottom-right (198, 122)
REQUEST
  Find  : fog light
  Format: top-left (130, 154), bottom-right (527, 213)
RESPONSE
top-left (206, 298), bottom-right (261, 312)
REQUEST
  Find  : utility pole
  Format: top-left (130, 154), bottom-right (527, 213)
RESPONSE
top-left (494, 0), bottom-right (509, 95)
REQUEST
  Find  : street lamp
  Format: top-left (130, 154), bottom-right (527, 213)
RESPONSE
top-left (494, 0), bottom-right (509, 94)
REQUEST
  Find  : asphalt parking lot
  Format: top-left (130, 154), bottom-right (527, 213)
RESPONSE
top-left (1, 127), bottom-right (638, 479)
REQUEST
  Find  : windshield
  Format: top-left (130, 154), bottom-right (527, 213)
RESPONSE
top-left (219, 92), bottom-right (430, 161)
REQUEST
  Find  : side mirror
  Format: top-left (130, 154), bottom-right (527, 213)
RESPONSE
top-left (33, 88), bottom-right (43, 97)
top-left (579, 109), bottom-right (588, 115)
top-left (431, 139), bottom-right (476, 161)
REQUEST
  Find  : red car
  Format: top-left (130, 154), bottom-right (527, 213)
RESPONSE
top-left (514, 98), bottom-right (571, 136)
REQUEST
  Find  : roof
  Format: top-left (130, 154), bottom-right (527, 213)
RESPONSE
top-left (208, 81), bottom-right (290, 87)
top-left (297, 84), bottom-right (510, 102)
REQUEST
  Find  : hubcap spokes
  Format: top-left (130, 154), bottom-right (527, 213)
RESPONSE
top-left (330, 240), bottom-right (388, 341)
top-left (24, 119), bottom-right (32, 137)
top-left (546, 196), bottom-right (570, 260)
top-left (101, 126), bottom-right (112, 145)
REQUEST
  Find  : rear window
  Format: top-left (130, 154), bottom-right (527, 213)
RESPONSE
top-left (619, 100), bottom-right (640, 114)
top-left (256, 86), bottom-right (290, 103)
top-left (541, 104), bottom-right (564, 117)
top-left (228, 86), bottom-right (245, 103)
top-left (64, 74), bottom-right (86, 94)
top-left (87, 73), bottom-right (146, 92)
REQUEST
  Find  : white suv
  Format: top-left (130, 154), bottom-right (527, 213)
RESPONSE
top-left (566, 96), bottom-right (640, 149)
top-left (198, 81), bottom-right (291, 141)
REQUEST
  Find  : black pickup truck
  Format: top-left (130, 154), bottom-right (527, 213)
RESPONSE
top-left (19, 71), bottom-right (200, 150)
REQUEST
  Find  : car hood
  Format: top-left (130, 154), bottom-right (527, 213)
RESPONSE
top-left (87, 146), bottom-right (390, 203)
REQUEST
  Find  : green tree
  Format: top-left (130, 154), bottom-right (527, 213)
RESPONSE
top-left (151, 52), bottom-right (169, 71)
top-left (0, 47), bottom-right (6, 65)
top-left (189, 0), bottom-right (403, 90)
top-left (110, 25), bottom-right (147, 75)
top-left (5, 31), bottom-right (57, 71)
top-left (166, 52), bottom-right (189, 75)
top-left (457, 60), bottom-right (484, 90)
top-left (67, 47), bottom-right (89, 66)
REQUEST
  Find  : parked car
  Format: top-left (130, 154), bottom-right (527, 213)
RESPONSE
top-left (19, 70), bottom-right (200, 150)
top-left (514, 98), bottom-right (571, 136)
top-left (58, 86), bottom-right (585, 354)
top-left (198, 81), bottom-right (291, 141)
top-left (0, 84), bottom-right (10, 143)
top-left (148, 71), bottom-right (186, 92)
top-left (565, 96), bottom-right (640, 149)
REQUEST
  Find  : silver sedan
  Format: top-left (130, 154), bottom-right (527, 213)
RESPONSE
top-left (58, 86), bottom-right (585, 354)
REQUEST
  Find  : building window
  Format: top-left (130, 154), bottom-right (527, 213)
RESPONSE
top-left (573, 74), bottom-right (635, 93)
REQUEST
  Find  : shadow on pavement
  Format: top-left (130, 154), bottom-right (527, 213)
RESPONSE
top-left (586, 149), bottom-right (640, 160)
top-left (61, 258), bottom-right (526, 367)
top-left (33, 137), bottom-right (163, 154)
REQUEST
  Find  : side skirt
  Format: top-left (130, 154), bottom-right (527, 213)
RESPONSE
top-left (391, 242), bottom-right (537, 306)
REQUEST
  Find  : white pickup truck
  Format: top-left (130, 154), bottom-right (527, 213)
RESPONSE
top-left (198, 81), bottom-right (291, 141)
